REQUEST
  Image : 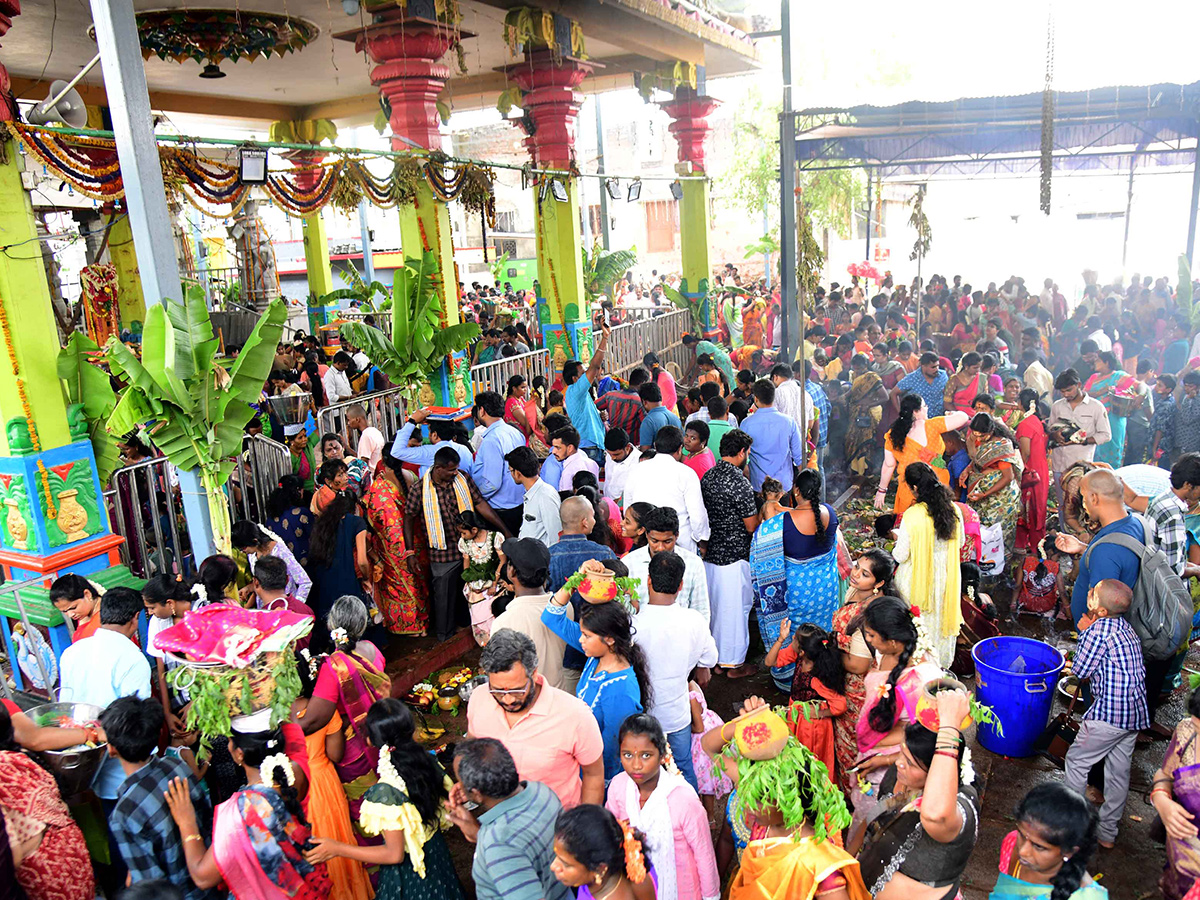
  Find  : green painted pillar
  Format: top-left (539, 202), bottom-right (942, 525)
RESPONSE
top-left (534, 175), bottom-right (590, 367)
top-left (662, 86), bottom-right (720, 329)
top-left (0, 139), bottom-right (72, 455)
top-left (679, 177), bottom-right (712, 325)
top-left (301, 208), bottom-right (335, 300)
top-left (105, 207), bottom-right (146, 329)
top-left (398, 182), bottom-right (459, 327)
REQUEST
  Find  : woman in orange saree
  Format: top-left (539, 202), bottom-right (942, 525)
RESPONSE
top-left (364, 452), bottom-right (428, 636)
top-left (742, 298), bottom-right (767, 348)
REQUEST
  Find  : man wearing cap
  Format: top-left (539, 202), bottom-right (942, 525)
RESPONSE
top-left (491, 538), bottom-right (572, 691)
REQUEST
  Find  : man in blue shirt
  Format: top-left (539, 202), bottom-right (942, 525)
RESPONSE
top-left (390, 408), bottom-right (474, 475)
top-left (548, 496), bottom-right (615, 688)
top-left (637, 381), bottom-right (682, 449)
top-left (473, 391), bottom-right (527, 535)
top-left (1056, 468), bottom-right (1144, 627)
top-left (739, 379), bottom-right (806, 492)
top-left (538, 412), bottom-right (570, 489)
top-left (892, 351), bottom-right (948, 416)
top-left (562, 323), bottom-right (611, 467)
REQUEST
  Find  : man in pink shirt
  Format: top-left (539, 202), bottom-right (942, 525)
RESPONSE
top-left (348, 405), bottom-right (385, 472)
top-left (466, 627), bottom-right (604, 808)
top-left (682, 421), bottom-right (715, 479)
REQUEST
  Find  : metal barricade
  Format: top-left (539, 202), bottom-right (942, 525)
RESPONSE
top-left (0, 576), bottom-right (57, 698)
top-left (602, 308), bottom-right (691, 380)
top-left (105, 457), bottom-right (188, 579)
top-left (315, 387), bottom-right (408, 450)
top-left (470, 349), bottom-right (554, 397)
top-left (230, 435), bottom-right (294, 525)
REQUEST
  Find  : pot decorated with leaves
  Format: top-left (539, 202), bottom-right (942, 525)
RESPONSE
top-left (913, 676), bottom-right (1004, 737)
top-left (436, 686), bottom-right (461, 711)
top-left (730, 707), bottom-right (790, 761)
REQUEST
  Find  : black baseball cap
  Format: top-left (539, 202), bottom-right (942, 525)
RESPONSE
top-left (500, 538), bottom-right (550, 579)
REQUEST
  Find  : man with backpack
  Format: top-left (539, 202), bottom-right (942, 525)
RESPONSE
top-left (1057, 466), bottom-right (1193, 741)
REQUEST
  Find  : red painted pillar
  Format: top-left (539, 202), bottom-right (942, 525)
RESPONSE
top-left (660, 86), bottom-right (720, 173)
top-left (504, 51), bottom-right (596, 362)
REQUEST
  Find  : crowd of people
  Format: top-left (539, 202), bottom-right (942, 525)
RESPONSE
top-left (18, 265), bottom-right (1200, 900)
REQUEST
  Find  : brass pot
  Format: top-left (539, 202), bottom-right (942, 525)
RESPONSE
top-left (5, 499), bottom-right (28, 550)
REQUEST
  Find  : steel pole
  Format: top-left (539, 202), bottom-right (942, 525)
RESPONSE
top-left (1188, 126), bottom-right (1200, 269)
top-left (779, 0), bottom-right (796, 361)
top-left (596, 96), bottom-right (611, 251)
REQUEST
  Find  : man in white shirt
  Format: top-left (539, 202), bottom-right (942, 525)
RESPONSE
top-left (506, 445), bottom-right (562, 547)
top-left (59, 587), bottom-right (152, 802)
top-left (602, 427), bottom-right (641, 505)
top-left (1086, 316), bottom-right (1112, 353)
top-left (322, 351), bottom-right (355, 404)
top-left (621, 426), bottom-right (710, 553)
top-left (551, 425), bottom-right (599, 493)
top-left (347, 405), bottom-right (385, 472)
top-left (622, 505), bottom-right (709, 623)
top-left (1022, 349), bottom-right (1054, 401)
top-left (631, 550), bottom-right (717, 791)
top-left (770, 363), bottom-right (809, 435)
top-left (1049, 368), bottom-right (1112, 505)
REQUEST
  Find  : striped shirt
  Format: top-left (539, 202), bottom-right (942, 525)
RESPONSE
top-left (474, 780), bottom-right (570, 900)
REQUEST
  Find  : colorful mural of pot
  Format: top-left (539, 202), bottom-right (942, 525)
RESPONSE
top-left (39, 459), bottom-right (100, 548)
top-left (0, 474), bottom-right (34, 552)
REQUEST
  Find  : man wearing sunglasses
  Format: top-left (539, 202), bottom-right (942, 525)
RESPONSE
top-left (466, 627), bottom-right (604, 808)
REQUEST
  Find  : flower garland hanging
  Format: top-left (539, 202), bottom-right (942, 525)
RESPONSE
top-left (3, 123), bottom-right (498, 224)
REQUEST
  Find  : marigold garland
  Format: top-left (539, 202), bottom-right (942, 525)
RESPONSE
top-left (2, 122), bottom-right (497, 223)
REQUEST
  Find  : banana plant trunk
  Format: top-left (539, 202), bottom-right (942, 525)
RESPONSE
top-left (177, 469), bottom-right (224, 561)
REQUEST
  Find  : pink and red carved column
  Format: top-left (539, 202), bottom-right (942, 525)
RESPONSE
top-left (354, 14), bottom-right (467, 403)
top-left (661, 85), bottom-right (720, 325)
top-left (504, 50), bottom-right (596, 358)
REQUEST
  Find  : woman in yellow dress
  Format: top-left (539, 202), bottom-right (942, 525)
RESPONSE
top-left (875, 395), bottom-right (971, 514)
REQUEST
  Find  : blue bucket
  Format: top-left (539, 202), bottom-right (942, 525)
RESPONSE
top-left (972, 636), bottom-right (1064, 757)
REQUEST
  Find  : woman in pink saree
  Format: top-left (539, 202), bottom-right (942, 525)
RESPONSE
top-left (851, 597), bottom-right (942, 817)
top-left (942, 352), bottom-right (987, 416)
top-left (298, 596), bottom-right (392, 818)
top-left (165, 726), bottom-right (331, 900)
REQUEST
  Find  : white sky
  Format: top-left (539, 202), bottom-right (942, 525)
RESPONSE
top-left (783, 0), bottom-right (1200, 109)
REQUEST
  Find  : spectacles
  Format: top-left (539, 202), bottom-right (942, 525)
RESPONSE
top-left (489, 677), bottom-right (532, 697)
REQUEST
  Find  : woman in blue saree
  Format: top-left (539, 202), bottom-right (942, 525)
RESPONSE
top-left (749, 469), bottom-right (841, 692)
top-left (989, 782), bottom-right (1107, 899)
top-left (1083, 351), bottom-right (1139, 468)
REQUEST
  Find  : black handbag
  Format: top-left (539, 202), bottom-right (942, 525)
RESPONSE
top-left (1034, 684), bottom-right (1080, 768)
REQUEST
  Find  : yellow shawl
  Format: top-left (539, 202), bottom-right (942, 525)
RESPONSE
top-left (904, 503), bottom-right (964, 639)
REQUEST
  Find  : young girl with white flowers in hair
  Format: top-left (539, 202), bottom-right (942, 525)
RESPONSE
top-left (304, 697), bottom-right (466, 900)
top-left (605, 713), bottom-right (718, 900)
top-left (164, 720), bottom-right (332, 899)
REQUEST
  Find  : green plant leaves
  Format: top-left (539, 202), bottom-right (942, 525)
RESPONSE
top-left (660, 283), bottom-right (705, 332)
top-left (57, 333), bottom-right (122, 483)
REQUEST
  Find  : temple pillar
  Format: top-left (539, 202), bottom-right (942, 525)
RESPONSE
top-left (104, 203), bottom-right (146, 330)
top-left (505, 49), bottom-right (596, 368)
top-left (0, 68), bottom-right (123, 591)
top-left (358, 16), bottom-right (470, 406)
top-left (661, 85), bottom-right (719, 329)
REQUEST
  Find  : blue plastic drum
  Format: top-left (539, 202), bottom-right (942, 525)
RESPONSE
top-left (971, 636), bottom-right (1064, 757)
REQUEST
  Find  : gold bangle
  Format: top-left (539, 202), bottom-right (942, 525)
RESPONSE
top-left (183, 833), bottom-right (204, 845)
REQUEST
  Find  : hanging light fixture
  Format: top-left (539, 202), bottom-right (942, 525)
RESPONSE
top-left (550, 179), bottom-right (569, 202)
top-left (538, 178), bottom-right (550, 202)
top-left (669, 180), bottom-right (684, 200)
top-left (605, 178), bottom-right (621, 200)
top-left (626, 179), bottom-right (642, 202)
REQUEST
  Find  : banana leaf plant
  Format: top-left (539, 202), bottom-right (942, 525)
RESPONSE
top-left (339, 250), bottom-right (479, 404)
top-left (660, 282), bottom-right (705, 333)
top-left (57, 332), bottom-right (121, 485)
top-left (102, 285), bottom-right (287, 554)
top-left (319, 264), bottom-right (392, 314)
top-left (581, 243), bottom-right (637, 305)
